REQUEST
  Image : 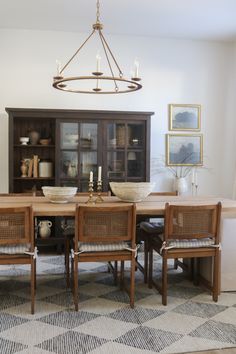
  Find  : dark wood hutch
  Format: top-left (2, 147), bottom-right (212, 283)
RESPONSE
top-left (6, 108), bottom-right (153, 194)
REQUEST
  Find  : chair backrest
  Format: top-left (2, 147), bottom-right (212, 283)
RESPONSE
top-left (0, 206), bottom-right (33, 246)
top-left (75, 204), bottom-right (136, 246)
top-left (164, 202), bottom-right (221, 243)
top-left (151, 191), bottom-right (178, 196)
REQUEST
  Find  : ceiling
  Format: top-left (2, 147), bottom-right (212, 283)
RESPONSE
top-left (0, 0), bottom-right (236, 41)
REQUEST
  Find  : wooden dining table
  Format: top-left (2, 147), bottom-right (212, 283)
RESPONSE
top-left (0, 194), bottom-right (236, 216)
top-left (1, 193), bottom-right (236, 291)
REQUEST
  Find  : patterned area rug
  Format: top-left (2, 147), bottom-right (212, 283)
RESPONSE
top-left (0, 254), bottom-right (236, 354)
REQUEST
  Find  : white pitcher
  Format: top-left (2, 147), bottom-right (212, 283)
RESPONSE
top-left (38, 220), bottom-right (52, 238)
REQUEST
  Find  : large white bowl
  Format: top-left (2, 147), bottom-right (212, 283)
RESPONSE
top-left (109, 182), bottom-right (155, 202)
top-left (42, 186), bottom-right (77, 203)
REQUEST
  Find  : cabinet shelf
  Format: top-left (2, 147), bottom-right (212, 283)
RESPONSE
top-left (14, 177), bottom-right (55, 180)
top-left (14, 145), bottom-right (55, 148)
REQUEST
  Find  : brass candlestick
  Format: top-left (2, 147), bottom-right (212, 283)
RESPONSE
top-left (95, 180), bottom-right (104, 203)
top-left (191, 182), bottom-right (195, 196)
top-left (86, 181), bottom-right (95, 204)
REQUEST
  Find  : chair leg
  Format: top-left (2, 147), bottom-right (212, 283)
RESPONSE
top-left (120, 261), bottom-right (124, 290)
top-left (31, 258), bottom-right (35, 314)
top-left (144, 239), bottom-right (149, 283)
top-left (162, 254), bottom-right (168, 306)
top-left (174, 258), bottom-right (178, 269)
top-left (34, 258), bottom-right (37, 290)
top-left (193, 258), bottom-right (200, 286)
top-left (130, 255), bottom-right (135, 308)
top-left (73, 256), bottom-right (79, 311)
top-left (65, 237), bottom-right (70, 288)
top-left (213, 250), bottom-right (220, 302)
top-left (114, 261), bottom-right (118, 285)
top-left (148, 247), bottom-right (153, 289)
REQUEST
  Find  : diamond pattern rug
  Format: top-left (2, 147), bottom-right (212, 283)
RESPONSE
top-left (0, 255), bottom-right (236, 354)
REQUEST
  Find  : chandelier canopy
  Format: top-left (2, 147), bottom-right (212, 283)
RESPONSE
top-left (52, 0), bottom-right (142, 94)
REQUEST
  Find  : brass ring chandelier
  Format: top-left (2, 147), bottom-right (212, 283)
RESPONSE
top-left (52, 0), bottom-right (142, 94)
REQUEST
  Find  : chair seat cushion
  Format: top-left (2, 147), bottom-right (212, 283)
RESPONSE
top-left (78, 241), bottom-right (130, 252)
top-left (0, 243), bottom-right (31, 255)
top-left (167, 238), bottom-right (215, 248)
top-left (152, 235), bottom-right (216, 251)
top-left (140, 221), bottom-right (164, 234)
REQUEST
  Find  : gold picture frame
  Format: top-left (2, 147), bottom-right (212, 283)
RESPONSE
top-left (169, 104), bottom-right (201, 131)
top-left (166, 134), bottom-right (203, 166)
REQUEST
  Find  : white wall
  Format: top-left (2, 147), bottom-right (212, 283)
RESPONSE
top-left (0, 29), bottom-right (233, 195)
top-left (220, 43), bottom-right (236, 198)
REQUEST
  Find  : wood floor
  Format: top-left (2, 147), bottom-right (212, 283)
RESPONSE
top-left (184, 348), bottom-right (236, 354)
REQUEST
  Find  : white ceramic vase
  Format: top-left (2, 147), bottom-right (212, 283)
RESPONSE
top-left (174, 177), bottom-right (188, 195)
top-left (38, 220), bottom-right (52, 238)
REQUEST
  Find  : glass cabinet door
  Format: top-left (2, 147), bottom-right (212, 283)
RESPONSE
top-left (128, 123), bottom-right (144, 148)
top-left (58, 121), bottom-right (98, 190)
top-left (80, 123), bottom-right (97, 149)
top-left (106, 121), bottom-right (146, 182)
top-left (60, 123), bottom-right (79, 149)
top-left (81, 151), bottom-right (97, 178)
top-left (60, 151), bottom-right (78, 179)
top-left (107, 151), bottom-right (125, 178)
top-left (127, 151), bottom-right (144, 177)
top-left (107, 123), bottom-right (125, 148)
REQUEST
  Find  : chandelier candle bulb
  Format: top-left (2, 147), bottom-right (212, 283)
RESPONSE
top-left (134, 60), bottom-right (139, 78)
top-left (96, 53), bottom-right (101, 72)
top-left (98, 166), bottom-right (102, 182)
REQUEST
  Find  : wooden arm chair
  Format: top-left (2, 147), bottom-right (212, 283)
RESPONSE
top-left (71, 203), bottom-right (136, 311)
top-left (137, 191), bottom-right (178, 283)
top-left (0, 206), bottom-right (36, 314)
top-left (147, 202), bottom-right (221, 305)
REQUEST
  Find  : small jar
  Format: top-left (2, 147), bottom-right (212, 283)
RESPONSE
top-left (39, 160), bottom-right (53, 178)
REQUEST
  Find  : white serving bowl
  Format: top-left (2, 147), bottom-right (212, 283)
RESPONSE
top-left (19, 137), bottom-right (29, 145)
top-left (42, 186), bottom-right (77, 203)
top-left (109, 182), bottom-right (155, 202)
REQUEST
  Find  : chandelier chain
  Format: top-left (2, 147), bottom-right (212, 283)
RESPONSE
top-left (96, 0), bottom-right (100, 23)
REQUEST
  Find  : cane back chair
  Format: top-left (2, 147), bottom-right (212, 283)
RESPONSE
top-left (63, 191), bottom-right (111, 286)
top-left (148, 202), bottom-right (221, 305)
top-left (0, 206), bottom-right (37, 314)
top-left (71, 203), bottom-right (136, 311)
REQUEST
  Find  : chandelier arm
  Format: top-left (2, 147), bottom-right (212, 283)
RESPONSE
top-left (60, 29), bottom-right (96, 73)
top-left (99, 30), bottom-right (123, 76)
top-left (98, 30), bottom-right (118, 91)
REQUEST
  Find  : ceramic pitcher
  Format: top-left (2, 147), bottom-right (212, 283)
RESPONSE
top-left (38, 220), bottom-right (52, 238)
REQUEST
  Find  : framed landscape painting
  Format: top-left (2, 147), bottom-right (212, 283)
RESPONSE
top-left (166, 134), bottom-right (203, 166)
top-left (169, 104), bottom-right (201, 131)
